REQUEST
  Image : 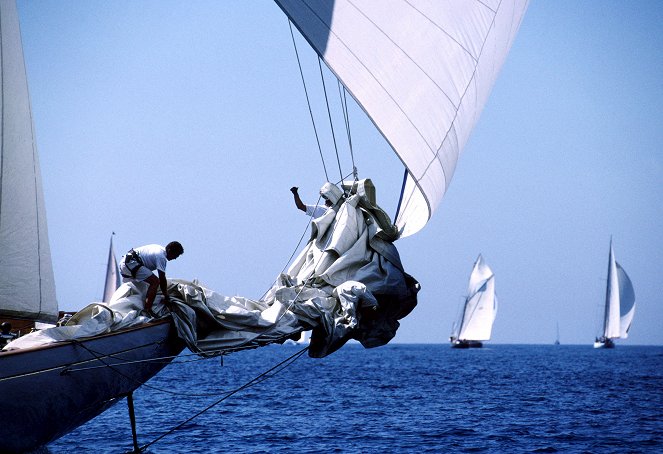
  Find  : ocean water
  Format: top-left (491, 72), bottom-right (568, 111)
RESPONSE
top-left (44, 344), bottom-right (663, 453)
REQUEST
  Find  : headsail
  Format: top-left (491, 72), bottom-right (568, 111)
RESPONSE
top-left (0, 0), bottom-right (58, 323)
top-left (601, 240), bottom-right (635, 340)
top-left (274, 0), bottom-right (529, 236)
top-left (457, 254), bottom-right (497, 341)
top-left (102, 234), bottom-right (121, 303)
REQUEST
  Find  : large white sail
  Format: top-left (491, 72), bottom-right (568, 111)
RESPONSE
top-left (603, 243), bottom-right (621, 339)
top-left (0, 0), bottom-right (58, 323)
top-left (601, 240), bottom-right (636, 341)
top-left (274, 0), bottom-right (529, 236)
top-left (457, 254), bottom-right (497, 341)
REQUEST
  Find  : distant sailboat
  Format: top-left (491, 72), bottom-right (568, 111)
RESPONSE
top-left (554, 322), bottom-right (560, 345)
top-left (450, 255), bottom-right (497, 348)
top-left (102, 233), bottom-right (121, 303)
top-left (594, 239), bottom-right (635, 349)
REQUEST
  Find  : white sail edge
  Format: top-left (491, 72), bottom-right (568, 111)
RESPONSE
top-left (273, 0), bottom-right (529, 237)
top-left (0, 0), bottom-right (58, 323)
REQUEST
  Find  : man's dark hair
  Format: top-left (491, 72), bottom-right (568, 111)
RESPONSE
top-left (166, 241), bottom-right (184, 256)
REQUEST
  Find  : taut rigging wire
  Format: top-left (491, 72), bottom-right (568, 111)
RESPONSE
top-left (288, 21), bottom-right (329, 182)
top-left (138, 346), bottom-right (309, 452)
top-left (317, 57), bottom-right (344, 184)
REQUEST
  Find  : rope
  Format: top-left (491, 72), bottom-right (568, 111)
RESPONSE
top-left (139, 346), bottom-right (309, 452)
top-left (0, 337), bottom-right (172, 383)
top-left (317, 57), bottom-right (344, 184)
top-left (338, 82), bottom-right (357, 175)
top-left (288, 21), bottom-right (329, 182)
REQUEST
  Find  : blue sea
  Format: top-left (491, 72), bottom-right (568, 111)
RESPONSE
top-left (44, 344), bottom-right (663, 453)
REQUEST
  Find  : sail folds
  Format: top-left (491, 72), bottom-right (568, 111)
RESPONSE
top-left (0, 0), bottom-right (58, 323)
top-left (274, 0), bottom-right (529, 236)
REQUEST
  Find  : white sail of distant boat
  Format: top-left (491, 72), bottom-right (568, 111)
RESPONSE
top-left (0, 0), bottom-right (528, 451)
top-left (450, 255), bottom-right (497, 348)
top-left (102, 233), bottom-right (121, 303)
top-left (594, 238), bottom-right (635, 349)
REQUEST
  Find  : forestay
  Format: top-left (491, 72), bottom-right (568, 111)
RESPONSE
top-left (274, 0), bottom-right (529, 236)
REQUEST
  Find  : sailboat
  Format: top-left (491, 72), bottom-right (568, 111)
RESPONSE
top-left (0, 0), bottom-right (528, 451)
top-left (593, 239), bottom-right (635, 349)
top-left (450, 255), bottom-right (498, 348)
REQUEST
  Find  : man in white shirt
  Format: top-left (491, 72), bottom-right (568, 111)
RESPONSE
top-left (119, 241), bottom-right (184, 313)
top-left (290, 182), bottom-right (343, 218)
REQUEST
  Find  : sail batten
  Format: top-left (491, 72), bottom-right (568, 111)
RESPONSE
top-left (275, 0), bottom-right (528, 237)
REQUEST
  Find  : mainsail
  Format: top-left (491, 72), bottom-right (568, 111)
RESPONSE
top-left (601, 240), bottom-right (635, 340)
top-left (0, 0), bottom-right (57, 323)
top-left (454, 254), bottom-right (497, 342)
top-left (274, 0), bottom-right (529, 236)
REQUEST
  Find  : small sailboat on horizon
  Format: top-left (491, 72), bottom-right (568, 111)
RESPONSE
top-left (450, 255), bottom-right (498, 349)
top-left (594, 238), bottom-right (635, 349)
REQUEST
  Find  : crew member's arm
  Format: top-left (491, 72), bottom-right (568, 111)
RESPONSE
top-left (158, 270), bottom-right (171, 304)
top-left (290, 187), bottom-right (306, 212)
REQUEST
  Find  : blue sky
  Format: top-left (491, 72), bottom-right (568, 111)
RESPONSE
top-left (17, 1), bottom-right (663, 345)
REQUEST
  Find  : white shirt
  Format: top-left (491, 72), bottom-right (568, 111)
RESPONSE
top-left (305, 204), bottom-right (328, 219)
top-left (135, 244), bottom-right (168, 272)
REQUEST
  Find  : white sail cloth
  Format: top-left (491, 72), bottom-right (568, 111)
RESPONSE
top-left (5, 192), bottom-right (418, 358)
top-left (168, 191), bottom-right (418, 358)
top-left (275, 0), bottom-right (529, 237)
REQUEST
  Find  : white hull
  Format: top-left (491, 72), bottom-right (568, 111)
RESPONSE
top-left (593, 337), bottom-right (615, 349)
top-left (0, 320), bottom-right (183, 453)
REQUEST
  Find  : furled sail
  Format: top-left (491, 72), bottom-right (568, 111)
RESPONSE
top-left (457, 254), bottom-right (497, 341)
top-left (602, 241), bottom-right (635, 339)
top-left (274, 0), bottom-right (529, 236)
top-left (0, 0), bottom-right (58, 323)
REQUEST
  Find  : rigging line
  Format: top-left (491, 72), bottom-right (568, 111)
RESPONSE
top-left (140, 346), bottom-right (309, 452)
top-left (64, 340), bottom-right (163, 389)
top-left (288, 20), bottom-right (329, 182)
top-left (0, 337), bottom-right (168, 383)
top-left (317, 57), bottom-right (344, 184)
top-left (339, 84), bottom-right (356, 175)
